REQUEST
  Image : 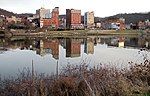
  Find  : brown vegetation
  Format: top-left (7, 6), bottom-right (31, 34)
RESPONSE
top-left (0, 59), bottom-right (150, 96)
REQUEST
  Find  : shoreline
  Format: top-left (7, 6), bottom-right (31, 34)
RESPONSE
top-left (2, 29), bottom-right (144, 38)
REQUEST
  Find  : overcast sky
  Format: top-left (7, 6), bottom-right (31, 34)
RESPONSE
top-left (0, 0), bottom-right (150, 17)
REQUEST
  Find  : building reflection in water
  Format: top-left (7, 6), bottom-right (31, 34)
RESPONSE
top-left (36, 39), bottom-right (59, 60)
top-left (60, 39), bottom-right (66, 49)
top-left (118, 37), bottom-right (125, 48)
top-left (94, 38), bottom-right (97, 46)
top-left (138, 37), bottom-right (150, 48)
top-left (84, 38), bottom-right (94, 54)
top-left (0, 35), bottom-right (149, 58)
top-left (125, 37), bottom-right (139, 47)
top-left (66, 38), bottom-right (81, 58)
top-left (0, 39), bottom-right (7, 54)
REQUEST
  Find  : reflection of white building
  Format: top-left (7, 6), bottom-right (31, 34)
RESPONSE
top-left (37, 40), bottom-right (49, 56)
top-left (37, 39), bottom-right (59, 60)
top-left (145, 41), bottom-right (149, 48)
top-left (118, 42), bottom-right (124, 48)
top-left (118, 37), bottom-right (125, 48)
top-left (84, 38), bottom-right (94, 54)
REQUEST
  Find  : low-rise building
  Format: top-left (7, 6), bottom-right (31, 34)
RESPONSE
top-left (6, 16), bottom-right (22, 23)
top-left (138, 21), bottom-right (145, 30)
top-left (102, 17), bottom-right (125, 30)
top-left (125, 24), bottom-right (131, 29)
top-left (143, 19), bottom-right (150, 29)
top-left (95, 22), bottom-right (101, 29)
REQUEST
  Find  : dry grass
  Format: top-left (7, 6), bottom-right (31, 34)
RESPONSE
top-left (0, 59), bottom-right (150, 96)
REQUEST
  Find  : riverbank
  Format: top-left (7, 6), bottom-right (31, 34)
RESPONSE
top-left (0, 58), bottom-right (150, 96)
top-left (2, 29), bottom-right (146, 38)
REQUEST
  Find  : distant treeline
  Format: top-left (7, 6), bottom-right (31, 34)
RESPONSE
top-left (99, 12), bottom-right (150, 24)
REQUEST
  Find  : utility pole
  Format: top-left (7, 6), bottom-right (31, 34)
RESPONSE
top-left (56, 60), bottom-right (59, 78)
top-left (32, 60), bottom-right (34, 79)
top-left (31, 60), bottom-right (35, 96)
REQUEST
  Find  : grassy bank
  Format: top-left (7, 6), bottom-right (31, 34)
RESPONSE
top-left (0, 58), bottom-right (150, 96)
top-left (5, 29), bottom-right (143, 38)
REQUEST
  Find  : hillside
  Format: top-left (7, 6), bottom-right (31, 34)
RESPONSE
top-left (17, 13), bottom-right (34, 18)
top-left (105, 12), bottom-right (150, 24)
top-left (0, 8), bottom-right (33, 18)
top-left (0, 8), bottom-right (15, 17)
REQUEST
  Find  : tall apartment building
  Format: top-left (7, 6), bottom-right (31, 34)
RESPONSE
top-left (84, 11), bottom-right (95, 28)
top-left (66, 9), bottom-right (83, 29)
top-left (36, 8), bottom-right (51, 19)
top-left (51, 7), bottom-right (59, 28)
top-left (37, 7), bottom-right (59, 29)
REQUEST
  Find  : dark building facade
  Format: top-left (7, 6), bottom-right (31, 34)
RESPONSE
top-left (66, 38), bottom-right (81, 58)
top-left (66, 9), bottom-right (83, 29)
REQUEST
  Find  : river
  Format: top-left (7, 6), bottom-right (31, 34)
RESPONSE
top-left (0, 35), bottom-right (150, 77)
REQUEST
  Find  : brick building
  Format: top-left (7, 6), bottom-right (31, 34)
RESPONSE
top-left (38, 7), bottom-right (59, 29)
top-left (66, 9), bottom-right (83, 29)
top-left (38, 39), bottom-right (59, 59)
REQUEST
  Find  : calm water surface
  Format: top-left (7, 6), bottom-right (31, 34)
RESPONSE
top-left (0, 36), bottom-right (150, 77)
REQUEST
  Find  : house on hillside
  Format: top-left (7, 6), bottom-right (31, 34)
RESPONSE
top-left (101, 17), bottom-right (125, 30)
top-left (0, 16), bottom-right (5, 29)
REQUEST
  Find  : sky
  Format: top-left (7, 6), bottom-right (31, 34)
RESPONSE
top-left (0, 0), bottom-right (150, 17)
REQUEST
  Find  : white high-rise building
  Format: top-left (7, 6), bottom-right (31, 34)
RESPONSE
top-left (36, 8), bottom-right (51, 19)
top-left (84, 11), bottom-right (95, 28)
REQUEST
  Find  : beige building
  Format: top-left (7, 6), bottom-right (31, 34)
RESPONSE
top-left (118, 37), bottom-right (125, 48)
top-left (84, 11), bottom-right (95, 28)
top-left (84, 38), bottom-right (94, 54)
